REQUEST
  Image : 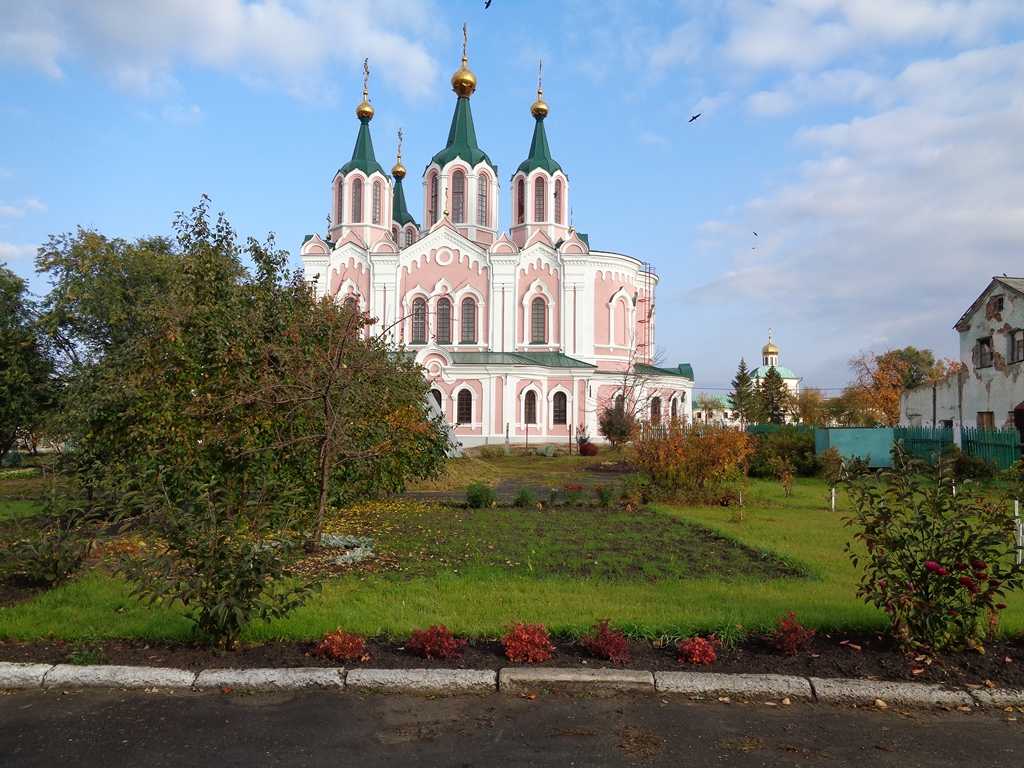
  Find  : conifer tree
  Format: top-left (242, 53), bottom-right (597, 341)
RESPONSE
top-left (759, 366), bottom-right (791, 425)
top-left (729, 358), bottom-right (756, 425)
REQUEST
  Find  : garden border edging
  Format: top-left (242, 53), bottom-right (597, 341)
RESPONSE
top-left (3, 662), bottom-right (1023, 706)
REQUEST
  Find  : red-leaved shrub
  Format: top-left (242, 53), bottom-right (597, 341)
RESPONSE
top-left (406, 625), bottom-right (467, 660)
top-left (771, 612), bottom-right (815, 656)
top-left (315, 629), bottom-right (368, 662)
top-left (677, 636), bottom-right (718, 665)
top-left (581, 619), bottom-right (631, 665)
top-left (579, 442), bottom-right (599, 457)
top-left (502, 622), bottom-right (555, 663)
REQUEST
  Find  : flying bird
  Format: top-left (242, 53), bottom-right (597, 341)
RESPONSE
top-left (484, 0), bottom-right (492, 7)
top-left (688, 113), bottom-right (701, 123)
top-left (753, 231), bottom-right (758, 237)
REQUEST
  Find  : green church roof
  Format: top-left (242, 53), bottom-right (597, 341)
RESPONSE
top-left (338, 117), bottom-right (385, 177)
top-left (429, 97), bottom-right (496, 172)
top-left (635, 363), bottom-right (695, 381)
top-left (516, 115), bottom-right (562, 176)
top-left (449, 351), bottom-right (595, 369)
top-left (752, 364), bottom-right (798, 380)
top-left (392, 176), bottom-right (417, 227)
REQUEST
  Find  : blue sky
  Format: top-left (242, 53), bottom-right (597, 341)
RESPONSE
top-left (2, 1), bottom-right (1023, 392)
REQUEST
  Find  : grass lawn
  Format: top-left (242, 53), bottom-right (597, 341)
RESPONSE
top-left (2, 457), bottom-right (1023, 643)
top-left (0, 500), bottom-right (44, 522)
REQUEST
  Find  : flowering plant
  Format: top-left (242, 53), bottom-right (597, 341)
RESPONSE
top-left (581, 619), bottom-right (630, 665)
top-left (314, 629), bottom-right (368, 662)
top-left (406, 625), bottom-right (467, 660)
top-left (502, 622), bottom-right (555, 663)
top-left (677, 636), bottom-right (718, 665)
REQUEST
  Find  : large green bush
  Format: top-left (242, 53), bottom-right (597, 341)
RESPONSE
top-left (748, 426), bottom-right (820, 478)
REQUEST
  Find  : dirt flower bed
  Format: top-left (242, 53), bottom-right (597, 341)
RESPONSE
top-left (2, 633), bottom-right (1022, 689)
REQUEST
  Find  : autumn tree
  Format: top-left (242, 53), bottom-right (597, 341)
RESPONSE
top-left (794, 387), bottom-right (827, 426)
top-left (848, 351), bottom-right (911, 426)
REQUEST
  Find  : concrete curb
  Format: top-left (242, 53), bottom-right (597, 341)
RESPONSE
top-left (1, 662), bottom-right (1019, 707)
top-left (499, 667), bottom-right (654, 695)
top-left (347, 668), bottom-right (496, 694)
top-left (45, 664), bottom-right (197, 690)
top-left (810, 677), bottom-right (973, 707)
top-left (0, 662), bottom-right (54, 689)
top-left (193, 668), bottom-right (344, 691)
top-left (655, 672), bottom-right (812, 700)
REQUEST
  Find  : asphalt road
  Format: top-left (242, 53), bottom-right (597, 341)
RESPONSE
top-left (1, 689), bottom-right (1022, 767)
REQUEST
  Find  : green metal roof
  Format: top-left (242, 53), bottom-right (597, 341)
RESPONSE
top-left (392, 175), bottom-right (417, 227)
top-left (635, 362), bottom-right (695, 380)
top-left (429, 97), bottom-right (496, 172)
top-left (339, 117), bottom-right (385, 177)
top-left (516, 115), bottom-right (562, 176)
top-left (752, 364), bottom-right (798, 380)
top-left (450, 351), bottom-right (595, 368)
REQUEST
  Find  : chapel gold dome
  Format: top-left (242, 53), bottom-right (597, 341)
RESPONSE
top-left (451, 59), bottom-right (477, 97)
top-left (355, 98), bottom-right (374, 120)
top-left (391, 160), bottom-right (407, 179)
top-left (762, 341), bottom-right (779, 356)
top-left (530, 95), bottom-right (549, 119)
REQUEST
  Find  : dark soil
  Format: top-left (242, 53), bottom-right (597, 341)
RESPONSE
top-left (3, 633), bottom-right (1022, 689)
top-left (0, 576), bottom-right (46, 607)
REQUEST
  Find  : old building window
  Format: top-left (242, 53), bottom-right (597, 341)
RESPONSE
top-left (1009, 329), bottom-right (1024, 363)
top-left (978, 336), bottom-right (994, 368)
top-left (530, 297), bottom-right (547, 344)
top-left (372, 180), bottom-right (382, 224)
top-left (534, 176), bottom-right (546, 221)
top-left (335, 179), bottom-right (343, 226)
top-left (351, 177), bottom-right (363, 223)
top-left (460, 297), bottom-right (477, 344)
top-left (516, 178), bottom-right (525, 224)
top-left (524, 390), bottom-right (537, 424)
top-left (977, 411), bottom-right (995, 430)
top-left (670, 398), bottom-right (678, 420)
top-left (451, 170), bottom-right (466, 223)
top-left (552, 391), bottom-right (567, 425)
top-left (404, 227), bottom-right (416, 247)
top-left (391, 225), bottom-right (399, 242)
top-left (457, 389), bottom-right (472, 424)
top-left (430, 389), bottom-right (442, 409)
top-left (436, 298), bottom-right (452, 345)
top-left (411, 297), bottom-right (427, 344)
top-left (614, 394), bottom-right (624, 413)
top-left (651, 397), bottom-right (662, 425)
top-left (554, 179), bottom-right (563, 225)
top-left (428, 172), bottom-right (439, 224)
top-left (477, 173), bottom-right (489, 226)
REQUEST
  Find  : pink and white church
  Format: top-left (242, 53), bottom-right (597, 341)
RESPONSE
top-left (300, 44), bottom-right (694, 447)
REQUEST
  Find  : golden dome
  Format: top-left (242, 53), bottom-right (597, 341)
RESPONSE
top-left (451, 58), bottom-right (476, 97)
top-left (762, 341), bottom-right (779, 356)
top-left (531, 93), bottom-right (548, 119)
top-left (391, 160), bottom-right (406, 179)
top-left (355, 98), bottom-right (374, 120)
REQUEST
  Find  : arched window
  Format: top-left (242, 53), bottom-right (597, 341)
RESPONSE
top-left (553, 391), bottom-right (567, 425)
top-left (335, 179), bottom-right (343, 226)
top-left (411, 297), bottom-right (427, 344)
top-left (524, 390), bottom-right (537, 424)
top-left (391, 225), bottom-right (399, 242)
top-left (614, 394), bottom-right (625, 413)
top-left (372, 180), bottom-right (382, 224)
top-left (530, 297), bottom-right (547, 344)
top-left (476, 173), bottom-right (489, 226)
top-left (451, 170), bottom-right (466, 223)
top-left (404, 227), bottom-right (416, 247)
top-left (457, 389), bottom-right (472, 424)
top-left (651, 397), bottom-right (662, 426)
top-left (670, 397), bottom-right (678, 421)
top-left (428, 172), bottom-right (438, 224)
top-left (516, 178), bottom-right (525, 224)
top-left (430, 389), bottom-right (442, 409)
top-left (436, 297), bottom-right (452, 345)
top-left (554, 179), bottom-right (563, 224)
top-left (351, 177), bottom-right (363, 223)
top-left (460, 297), bottom-right (477, 344)
top-left (534, 176), bottom-right (546, 222)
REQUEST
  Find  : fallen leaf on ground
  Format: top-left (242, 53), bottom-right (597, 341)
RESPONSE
top-left (874, 699), bottom-right (888, 709)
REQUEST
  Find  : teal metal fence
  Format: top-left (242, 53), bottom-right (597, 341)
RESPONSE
top-left (746, 424), bottom-right (813, 436)
top-left (893, 426), bottom-right (954, 465)
top-left (815, 428), bottom-right (895, 468)
top-left (960, 427), bottom-right (1021, 471)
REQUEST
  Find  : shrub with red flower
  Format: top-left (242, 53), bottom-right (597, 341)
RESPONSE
top-left (314, 629), bottom-right (368, 662)
top-left (677, 636), bottom-right (718, 665)
top-left (579, 442), bottom-right (599, 457)
top-left (502, 622), bottom-right (555, 663)
top-left (771, 612), bottom-right (816, 656)
top-left (406, 625), bottom-right (467, 660)
top-left (844, 446), bottom-right (1024, 650)
top-left (581, 620), bottom-right (631, 665)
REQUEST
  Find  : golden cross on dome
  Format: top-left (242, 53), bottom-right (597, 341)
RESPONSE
top-left (397, 127), bottom-right (403, 160)
top-left (537, 59), bottom-right (543, 97)
top-left (462, 23), bottom-right (468, 63)
top-left (362, 57), bottom-right (369, 99)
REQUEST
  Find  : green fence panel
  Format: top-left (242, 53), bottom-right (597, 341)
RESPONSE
top-left (815, 428), bottom-right (895, 468)
top-left (960, 427), bottom-right (1020, 471)
top-left (893, 426), bottom-right (954, 465)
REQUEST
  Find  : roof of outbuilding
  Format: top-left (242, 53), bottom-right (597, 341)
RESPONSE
top-left (954, 276), bottom-right (1024, 330)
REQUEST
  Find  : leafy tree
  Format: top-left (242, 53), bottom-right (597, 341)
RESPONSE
top-left (794, 387), bottom-right (827, 426)
top-left (598, 402), bottom-right (636, 450)
top-left (695, 393), bottom-right (721, 422)
top-left (0, 265), bottom-right (53, 461)
top-left (848, 351), bottom-right (908, 426)
top-left (875, 346), bottom-right (943, 390)
top-left (729, 357), bottom-right (757, 425)
top-left (757, 367), bottom-right (791, 424)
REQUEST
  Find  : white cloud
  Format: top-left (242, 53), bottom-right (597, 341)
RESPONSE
top-left (0, 242), bottom-right (38, 262)
top-left (0, 198), bottom-right (46, 218)
top-left (0, 0), bottom-right (442, 101)
top-left (694, 41), bottom-right (1024, 368)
